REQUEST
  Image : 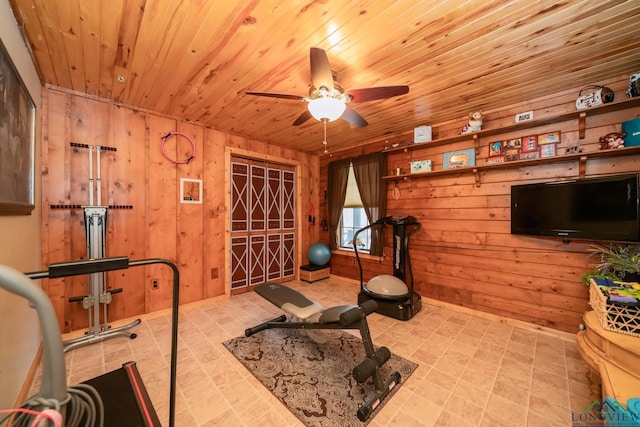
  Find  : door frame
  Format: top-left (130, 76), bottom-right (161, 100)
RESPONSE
top-left (224, 147), bottom-right (303, 298)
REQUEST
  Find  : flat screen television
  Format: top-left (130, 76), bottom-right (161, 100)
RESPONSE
top-left (510, 173), bottom-right (640, 242)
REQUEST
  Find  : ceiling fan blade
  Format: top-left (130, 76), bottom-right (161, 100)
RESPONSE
top-left (246, 91), bottom-right (305, 101)
top-left (347, 86), bottom-right (409, 103)
top-left (310, 47), bottom-right (334, 91)
top-left (292, 110), bottom-right (313, 126)
top-left (340, 106), bottom-right (368, 127)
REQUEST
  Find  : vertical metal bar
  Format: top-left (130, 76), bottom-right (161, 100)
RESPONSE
top-left (91, 213), bottom-right (101, 334)
top-left (96, 146), bottom-right (102, 206)
top-left (88, 145), bottom-right (94, 206)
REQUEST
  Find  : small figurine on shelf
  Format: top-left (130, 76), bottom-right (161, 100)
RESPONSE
top-left (461, 111), bottom-right (483, 134)
top-left (598, 131), bottom-right (627, 150)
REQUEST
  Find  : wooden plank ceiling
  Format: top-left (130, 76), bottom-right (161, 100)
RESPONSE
top-left (9, 0), bottom-right (640, 154)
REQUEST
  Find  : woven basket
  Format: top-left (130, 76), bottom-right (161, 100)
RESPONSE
top-left (589, 280), bottom-right (640, 337)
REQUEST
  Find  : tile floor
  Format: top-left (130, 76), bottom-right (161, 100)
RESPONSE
top-left (31, 276), bottom-right (594, 426)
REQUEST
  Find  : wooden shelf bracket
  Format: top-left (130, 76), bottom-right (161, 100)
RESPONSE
top-left (578, 155), bottom-right (588, 179)
top-left (472, 168), bottom-right (481, 187)
top-left (578, 111), bottom-right (587, 139)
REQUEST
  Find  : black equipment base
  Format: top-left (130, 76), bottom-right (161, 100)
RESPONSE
top-left (83, 361), bottom-right (161, 427)
top-left (358, 291), bottom-right (422, 321)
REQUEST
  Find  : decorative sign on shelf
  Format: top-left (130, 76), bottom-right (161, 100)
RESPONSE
top-left (443, 148), bottom-right (475, 169)
top-left (410, 160), bottom-right (432, 173)
top-left (413, 125), bottom-right (432, 143)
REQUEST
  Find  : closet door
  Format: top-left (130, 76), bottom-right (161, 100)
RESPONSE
top-left (230, 157), bottom-right (295, 294)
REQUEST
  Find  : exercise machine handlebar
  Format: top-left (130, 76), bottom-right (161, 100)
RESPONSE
top-left (26, 256), bottom-right (130, 279)
top-left (20, 256), bottom-right (181, 427)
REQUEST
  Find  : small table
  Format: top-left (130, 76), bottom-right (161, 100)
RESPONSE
top-left (576, 310), bottom-right (640, 406)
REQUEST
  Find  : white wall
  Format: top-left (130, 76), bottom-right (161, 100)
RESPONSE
top-left (0, 0), bottom-right (43, 414)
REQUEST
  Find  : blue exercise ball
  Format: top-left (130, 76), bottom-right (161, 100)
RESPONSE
top-left (308, 242), bottom-right (331, 266)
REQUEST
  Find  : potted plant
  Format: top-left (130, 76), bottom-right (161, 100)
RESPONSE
top-left (581, 243), bottom-right (640, 285)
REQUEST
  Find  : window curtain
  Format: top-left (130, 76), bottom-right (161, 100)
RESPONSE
top-left (352, 152), bottom-right (387, 256)
top-left (327, 159), bottom-right (350, 250)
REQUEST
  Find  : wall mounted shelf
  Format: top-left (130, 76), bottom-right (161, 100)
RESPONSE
top-left (384, 145), bottom-right (640, 187)
top-left (382, 97), bottom-right (640, 155)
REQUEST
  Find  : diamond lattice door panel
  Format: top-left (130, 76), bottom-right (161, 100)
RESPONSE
top-left (230, 156), bottom-right (296, 293)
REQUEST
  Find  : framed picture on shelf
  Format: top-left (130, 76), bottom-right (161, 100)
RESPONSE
top-left (540, 143), bottom-right (557, 158)
top-left (0, 40), bottom-right (36, 215)
top-left (521, 135), bottom-right (538, 152)
top-left (538, 131), bottom-right (561, 145)
top-left (488, 141), bottom-right (503, 156)
top-left (505, 148), bottom-right (520, 162)
top-left (519, 150), bottom-right (540, 160)
top-left (443, 148), bottom-right (475, 169)
top-left (505, 138), bottom-right (522, 149)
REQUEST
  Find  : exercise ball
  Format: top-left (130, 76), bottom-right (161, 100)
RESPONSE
top-left (308, 242), bottom-right (331, 266)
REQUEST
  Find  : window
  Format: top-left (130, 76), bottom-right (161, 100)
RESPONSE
top-left (340, 207), bottom-right (371, 251)
top-left (328, 153), bottom-right (386, 256)
top-left (339, 165), bottom-right (371, 252)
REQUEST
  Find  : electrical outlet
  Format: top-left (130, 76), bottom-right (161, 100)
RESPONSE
top-left (151, 279), bottom-right (159, 290)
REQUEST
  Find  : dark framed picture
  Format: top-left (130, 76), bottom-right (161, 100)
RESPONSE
top-left (0, 40), bottom-right (35, 215)
top-left (505, 148), bottom-right (520, 162)
top-left (521, 135), bottom-right (538, 152)
top-left (488, 141), bottom-right (503, 156)
top-left (504, 138), bottom-right (522, 149)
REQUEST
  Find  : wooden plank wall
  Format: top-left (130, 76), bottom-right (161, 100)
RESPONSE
top-left (41, 87), bottom-right (318, 332)
top-left (320, 74), bottom-right (640, 333)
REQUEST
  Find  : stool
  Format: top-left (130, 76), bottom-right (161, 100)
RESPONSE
top-left (300, 264), bottom-right (330, 282)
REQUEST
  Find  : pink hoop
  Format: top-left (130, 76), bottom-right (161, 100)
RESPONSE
top-left (160, 132), bottom-right (197, 164)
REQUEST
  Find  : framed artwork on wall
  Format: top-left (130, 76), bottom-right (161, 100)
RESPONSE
top-left (180, 178), bottom-right (203, 204)
top-left (0, 40), bottom-right (36, 215)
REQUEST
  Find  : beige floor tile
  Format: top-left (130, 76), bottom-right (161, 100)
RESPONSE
top-left (51, 276), bottom-right (592, 427)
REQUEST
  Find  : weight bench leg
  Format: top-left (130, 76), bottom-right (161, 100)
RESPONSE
top-left (245, 315), bottom-right (286, 337)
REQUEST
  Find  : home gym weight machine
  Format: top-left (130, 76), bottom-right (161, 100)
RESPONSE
top-left (51, 143), bottom-right (139, 352)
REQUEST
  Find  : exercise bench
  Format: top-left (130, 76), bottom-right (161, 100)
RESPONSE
top-left (245, 282), bottom-right (401, 422)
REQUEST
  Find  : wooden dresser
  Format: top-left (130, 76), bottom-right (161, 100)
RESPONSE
top-left (576, 310), bottom-right (640, 406)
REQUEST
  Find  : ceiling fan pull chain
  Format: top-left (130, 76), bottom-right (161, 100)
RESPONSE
top-left (160, 131), bottom-right (197, 164)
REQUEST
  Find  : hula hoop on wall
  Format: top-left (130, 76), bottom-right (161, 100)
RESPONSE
top-left (161, 132), bottom-right (197, 164)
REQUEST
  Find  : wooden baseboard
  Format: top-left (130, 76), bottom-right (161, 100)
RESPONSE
top-left (332, 275), bottom-right (576, 342)
top-left (422, 296), bottom-right (577, 342)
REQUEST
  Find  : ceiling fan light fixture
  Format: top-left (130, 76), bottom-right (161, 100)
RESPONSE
top-left (308, 97), bottom-right (346, 122)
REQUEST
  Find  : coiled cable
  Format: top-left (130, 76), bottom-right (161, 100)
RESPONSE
top-left (8, 384), bottom-right (103, 427)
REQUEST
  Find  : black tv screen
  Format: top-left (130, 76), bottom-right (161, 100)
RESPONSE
top-left (511, 174), bottom-right (640, 242)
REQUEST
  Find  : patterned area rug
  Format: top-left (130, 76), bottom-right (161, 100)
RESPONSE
top-left (223, 328), bottom-right (417, 426)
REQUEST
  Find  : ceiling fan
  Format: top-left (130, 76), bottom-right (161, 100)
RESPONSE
top-left (246, 47), bottom-right (409, 128)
